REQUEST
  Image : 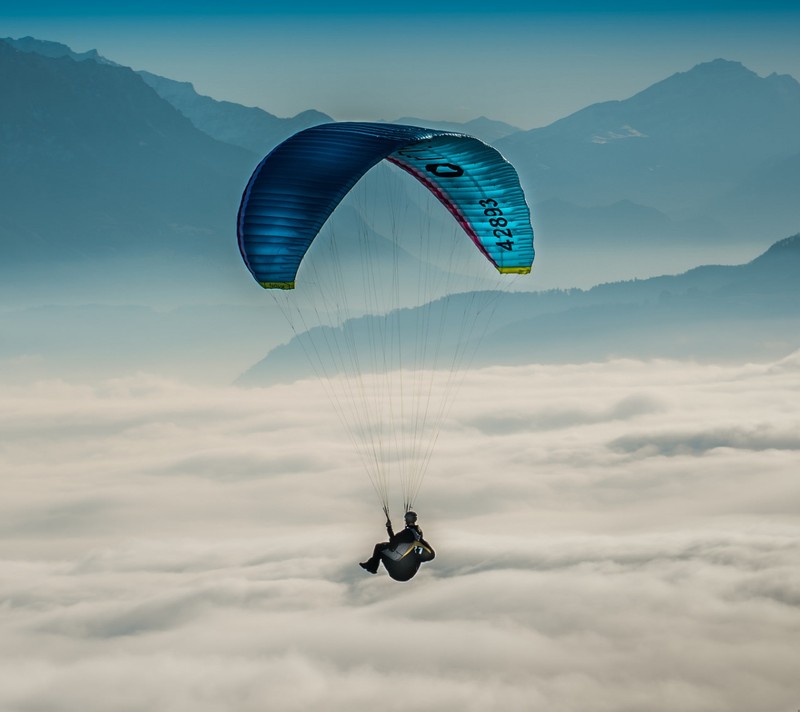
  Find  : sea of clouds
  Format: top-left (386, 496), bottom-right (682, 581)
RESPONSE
top-left (2, 353), bottom-right (799, 711)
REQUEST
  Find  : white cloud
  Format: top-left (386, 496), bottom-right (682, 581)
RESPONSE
top-left (1, 356), bottom-right (799, 711)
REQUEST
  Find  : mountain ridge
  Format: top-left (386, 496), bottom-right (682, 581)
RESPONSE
top-left (239, 233), bottom-right (800, 385)
top-left (3, 35), bottom-right (335, 155)
top-left (497, 58), bottom-right (800, 221)
top-left (0, 38), bottom-right (252, 266)
top-left (3, 36), bottom-right (799, 296)
top-left (137, 71), bottom-right (333, 155)
top-left (388, 115), bottom-right (521, 144)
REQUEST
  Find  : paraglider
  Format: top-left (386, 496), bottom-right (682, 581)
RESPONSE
top-left (360, 511), bottom-right (435, 581)
top-left (237, 122), bottom-right (534, 579)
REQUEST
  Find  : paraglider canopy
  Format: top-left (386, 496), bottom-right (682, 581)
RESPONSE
top-left (237, 122), bottom-right (533, 290)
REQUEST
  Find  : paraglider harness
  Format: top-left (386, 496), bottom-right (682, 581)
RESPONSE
top-left (379, 509), bottom-right (435, 581)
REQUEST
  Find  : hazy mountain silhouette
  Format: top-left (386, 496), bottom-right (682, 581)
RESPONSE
top-left (0, 38), bottom-right (253, 273)
top-left (3, 36), bottom-right (799, 299)
top-left (138, 72), bottom-right (332, 155)
top-left (482, 232), bottom-right (800, 363)
top-left (498, 59), bottom-right (800, 211)
top-left (2, 35), bottom-right (119, 65)
top-left (497, 59), bottom-right (800, 245)
top-left (532, 197), bottom-right (725, 249)
top-left (709, 150), bottom-right (800, 239)
top-left (388, 115), bottom-right (521, 144)
top-left (4, 36), bottom-right (333, 155)
top-left (239, 234), bottom-right (800, 385)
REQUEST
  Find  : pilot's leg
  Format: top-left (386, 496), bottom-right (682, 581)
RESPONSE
top-left (360, 542), bottom-right (388, 574)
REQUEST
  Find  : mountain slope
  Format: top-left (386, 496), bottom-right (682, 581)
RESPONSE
top-left (240, 234), bottom-right (800, 385)
top-left (4, 37), bottom-right (799, 294)
top-left (0, 38), bottom-right (254, 268)
top-left (138, 71), bottom-right (332, 155)
top-left (708, 150), bottom-right (800, 238)
top-left (4, 36), bottom-right (332, 155)
top-left (2, 35), bottom-right (118, 65)
top-left (497, 59), bottom-right (800, 221)
top-left (389, 115), bottom-right (522, 144)
top-left (485, 233), bottom-right (800, 363)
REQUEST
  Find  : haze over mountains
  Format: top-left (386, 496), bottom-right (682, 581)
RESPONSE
top-left (2, 35), bottom-right (799, 296)
top-left (498, 59), bottom-right (800, 253)
top-left (240, 234), bottom-right (800, 386)
top-left (388, 115), bottom-right (521, 144)
top-left (0, 38), bottom-right (251, 296)
top-left (137, 72), bottom-right (332, 157)
top-left (2, 36), bottom-right (333, 156)
top-left (1, 35), bottom-right (798, 384)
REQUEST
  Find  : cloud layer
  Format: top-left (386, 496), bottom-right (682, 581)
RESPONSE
top-left (2, 354), bottom-right (799, 711)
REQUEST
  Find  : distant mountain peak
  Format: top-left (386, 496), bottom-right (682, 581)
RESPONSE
top-left (3, 35), bottom-right (117, 65)
top-left (293, 109), bottom-right (330, 121)
top-left (684, 58), bottom-right (753, 77)
top-left (695, 57), bottom-right (747, 70)
top-left (4, 35), bottom-right (73, 56)
top-left (648, 58), bottom-right (761, 93)
top-left (648, 57), bottom-right (800, 102)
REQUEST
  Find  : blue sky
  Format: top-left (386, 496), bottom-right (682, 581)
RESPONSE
top-left (3, 2), bottom-right (800, 127)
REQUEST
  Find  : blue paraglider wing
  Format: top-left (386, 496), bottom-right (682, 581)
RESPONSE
top-left (237, 122), bottom-right (534, 289)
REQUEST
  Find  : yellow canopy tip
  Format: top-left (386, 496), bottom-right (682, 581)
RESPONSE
top-left (259, 281), bottom-right (296, 290)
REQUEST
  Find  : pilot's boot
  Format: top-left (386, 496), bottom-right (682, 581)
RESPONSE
top-left (360, 544), bottom-right (385, 574)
